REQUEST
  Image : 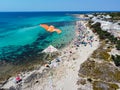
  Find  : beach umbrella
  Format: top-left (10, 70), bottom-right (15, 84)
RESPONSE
top-left (42, 45), bottom-right (58, 61)
top-left (42, 45), bottom-right (58, 53)
top-left (40, 24), bottom-right (62, 34)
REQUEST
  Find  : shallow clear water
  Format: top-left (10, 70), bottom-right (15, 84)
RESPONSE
top-left (0, 12), bottom-right (77, 63)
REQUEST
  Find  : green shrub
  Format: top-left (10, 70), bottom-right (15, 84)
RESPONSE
top-left (90, 22), bottom-right (120, 50)
top-left (116, 40), bottom-right (120, 50)
top-left (87, 78), bottom-right (92, 82)
top-left (112, 55), bottom-right (120, 66)
top-left (109, 12), bottom-right (120, 20)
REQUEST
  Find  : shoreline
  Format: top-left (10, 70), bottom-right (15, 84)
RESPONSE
top-left (1, 16), bottom-right (100, 90)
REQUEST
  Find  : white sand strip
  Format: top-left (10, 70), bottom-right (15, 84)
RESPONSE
top-left (23, 21), bottom-right (99, 90)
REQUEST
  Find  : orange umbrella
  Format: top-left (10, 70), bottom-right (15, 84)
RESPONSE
top-left (40, 24), bottom-right (62, 34)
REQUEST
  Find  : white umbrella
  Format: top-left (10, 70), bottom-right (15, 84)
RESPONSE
top-left (42, 45), bottom-right (58, 53)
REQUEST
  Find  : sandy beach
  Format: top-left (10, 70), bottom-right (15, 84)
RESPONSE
top-left (22, 21), bottom-right (99, 90)
top-left (2, 18), bottom-right (100, 90)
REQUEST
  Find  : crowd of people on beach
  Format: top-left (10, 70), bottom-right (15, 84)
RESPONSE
top-left (74, 21), bottom-right (95, 48)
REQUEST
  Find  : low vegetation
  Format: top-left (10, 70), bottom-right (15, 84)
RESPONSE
top-left (90, 22), bottom-right (118, 44)
top-left (91, 41), bottom-right (112, 61)
top-left (88, 21), bottom-right (120, 66)
top-left (112, 55), bottom-right (120, 66)
top-left (109, 12), bottom-right (120, 20)
top-left (93, 81), bottom-right (119, 90)
top-left (77, 79), bottom-right (86, 85)
top-left (79, 60), bottom-right (120, 83)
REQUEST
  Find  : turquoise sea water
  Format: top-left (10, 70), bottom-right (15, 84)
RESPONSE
top-left (1, 11), bottom-right (110, 63)
top-left (0, 12), bottom-right (78, 63)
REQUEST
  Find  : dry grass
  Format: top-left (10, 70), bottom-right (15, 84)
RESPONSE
top-left (91, 40), bottom-right (112, 62)
top-left (79, 59), bottom-right (120, 83)
top-left (77, 79), bottom-right (86, 85)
